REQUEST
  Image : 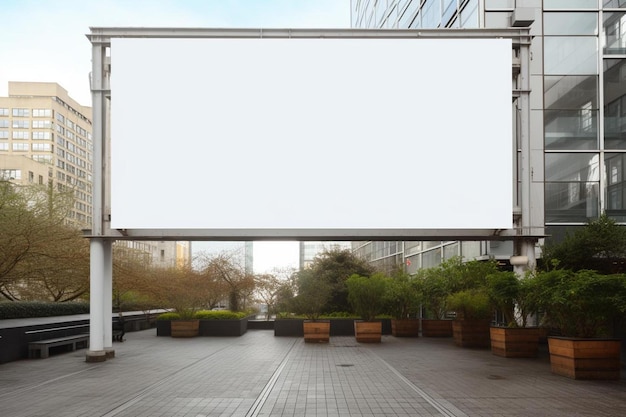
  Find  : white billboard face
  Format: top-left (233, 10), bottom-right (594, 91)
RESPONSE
top-left (110, 37), bottom-right (512, 231)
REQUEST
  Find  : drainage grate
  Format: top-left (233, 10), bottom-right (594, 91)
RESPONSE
top-left (336, 364), bottom-right (354, 367)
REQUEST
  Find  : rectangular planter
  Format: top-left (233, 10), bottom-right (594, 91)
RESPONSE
top-left (274, 319), bottom-right (304, 337)
top-left (548, 337), bottom-right (621, 380)
top-left (391, 319), bottom-right (419, 337)
top-left (354, 320), bottom-right (382, 343)
top-left (303, 320), bottom-right (330, 343)
top-left (490, 327), bottom-right (544, 358)
top-left (421, 319), bottom-right (453, 337)
top-left (171, 320), bottom-right (199, 338)
top-left (156, 320), bottom-right (171, 337)
top-left (452, 320), bottom-right (491, 348)
top-left (199, 318), bottom-right (248, 337)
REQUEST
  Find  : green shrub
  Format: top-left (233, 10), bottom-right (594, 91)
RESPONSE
top-left (194, 310), bottom-right (246, 320)
top-left (156, 312), bottom-right (181, 320)
top-left (0, 301), bottom-right (89, 319)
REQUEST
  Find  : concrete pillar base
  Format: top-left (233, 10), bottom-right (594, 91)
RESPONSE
top-left (85, 350), bottom-right (107, 363)
top-left (104, 348), bottom-right (115, 359)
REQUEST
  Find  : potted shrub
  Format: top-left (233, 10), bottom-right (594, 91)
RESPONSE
top-left (347, 273), bottom-right (388, 343)
top-left (155, 309), bottom-right (200, 338)
top-left (385, 272), bottom-right (421, 337)
top-left (447, 289), bottom-right (493, 348)
top-left (292, 269), bottom-right (332, 343)
top-left (486, 271), bottom-right (545, 358)
top-left (528, 269), bottom-right (626, 379)
top-left (418, 266), bottom-right (453, 337)
top-left (445, 259), bottom-right (498, 348)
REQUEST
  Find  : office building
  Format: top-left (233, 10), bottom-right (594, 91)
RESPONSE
top-left (0, 81), bottom-right (190, 269)
top-left (299, 241), bottom-right (353, 269)
top-left (351, 0), bottom-right (626, 272)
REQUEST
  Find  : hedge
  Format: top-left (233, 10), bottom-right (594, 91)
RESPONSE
top-left (0, 301), bottom-right (90, 320)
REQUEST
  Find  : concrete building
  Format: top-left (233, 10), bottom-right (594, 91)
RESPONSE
top-left (0, 81), bottom-right (190, 269)
top-left (0, 82), bottom-right (93, 228)
top-left (350, 0), bottom-right (626, 273)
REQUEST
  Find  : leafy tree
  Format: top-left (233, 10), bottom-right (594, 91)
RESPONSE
top-left (346, 272), bottom-right (389, 322)
top-left (385, 271), bottom-right (421, 319)
top-left (255, 271), bottom-right (290, 319)
top-left (197, 251), bottom-right (255, 312)
top-left (291, 268), bottom-right (333, 320)
top-left (0, 181), bottom-right (88, 301)
top-left (542, 214), bottom-right (626, 274)
top-left (305, 248), bottom-right (375, 313)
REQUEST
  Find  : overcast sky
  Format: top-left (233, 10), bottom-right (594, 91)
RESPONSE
top-left (0, 0), bottom-right (349, 105)
top-left (0, 0), bottom-right (350, 273)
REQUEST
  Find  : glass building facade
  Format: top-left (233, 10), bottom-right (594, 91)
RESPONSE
top-left (351, 0), bottom-right (626, 272)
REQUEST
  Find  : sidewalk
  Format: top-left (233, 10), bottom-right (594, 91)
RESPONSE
top-left (0, 329), bottom-right (625, 416)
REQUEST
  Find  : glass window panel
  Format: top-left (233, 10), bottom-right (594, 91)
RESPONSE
top-left (605, 153), bottom-right (626, 221)
top-left (544, 0), bottom-right (597, 9)
top-left (485, 12), bottom-right (512, 28)
top-left (422, 248), bottom-right (442, 268)
top-left (545, 109), bottom-right (598, 149)
top-left (545, 182), bottom-right (599, 222)
top-left (544, 75), bottom-right (598, 109)
top-left (544, 37), bottom-right (598, 75)
top-left (460, 0), bottom-right (479, 28)
top-left (604, 1), bottom-right (626, 8)
top-left (421, 0), bottom-right (441, 28)
top-left (604, 12), bottom-right (626, 54)
top-left (545, 153), bottom-right (599, 181)
top-left (443, 243), bottom-right (459, 260)
top-left (399, 0), bottom-right (419, 27)
top-left (485, 0), bottom-right (514, 9)
top-left (461, 241), bottom-right (483, 259)
top-left (544, 13), bottom-right (597, 35)
top-left (604, 59), bottom-right (626, 149)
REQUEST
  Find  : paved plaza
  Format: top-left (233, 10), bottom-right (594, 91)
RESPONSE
top-left (1, 329), bottom-right (625, 416)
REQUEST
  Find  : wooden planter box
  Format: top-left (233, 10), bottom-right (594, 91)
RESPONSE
top-left (354, 320), bottom-right (382, 343)
top-left (452, 319), bottom-right (490, 348)
top-left (171, 320), bottom-right (199, 338)
top-left (421, 319), bottom-right (453, 337)
top-left (199, 318), bottom-right (248, 337)
top-left (303, 320), bottom-right (330, 343)
top-left (391, 319), bottom-right (419, 337)
top-left (548, 337), bottom-right (621, 380)
top-left (490, 327), bottom-right (544, 358)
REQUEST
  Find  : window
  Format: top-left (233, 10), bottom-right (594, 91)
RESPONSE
top-left (32, 109), bottom-right (52, 117)
top-left (12, 120), bottom-right (29, 128)
top-left (0, 169), bottom-right (21, 180)
top-left (0, 108), bottom-right (9, 116)
top-left (32, 120), bottom-right (51, 128)
top-left (32, 132), bottom-right (51, 140)
top-left (66, 119), bottom-right (75, 130)
top-left (544, 37), bottom-right (598, 75)
top-left (12, 143), bottom-right (28, 151)
top-left (0, 120), bottom-right (8, 128)
top-left (12, 108), bottom-right (30, 117)
top-left (56, 113), bottom-right (65, 124)
top-left (31, 143), bottom-right (51, 152)
top-left (0, 131), bottom-right (8, 139)
top-left (12, 131), bottom-right (30, 140)
top-left (28, 171), bottom-right (34, 183)
top-left (31, 154), bottom-right (52, 164)
top-left (0, 143), bottom-right (8, 151)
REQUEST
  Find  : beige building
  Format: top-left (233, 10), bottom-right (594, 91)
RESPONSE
top-left (0, 81), bottom-right (190, 269)
top-left (0, 82), bottom-right (93, 228)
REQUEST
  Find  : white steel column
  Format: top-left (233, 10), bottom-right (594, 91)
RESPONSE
top-left (86, 39), bottom-right (108, 363)
top-left (103, 240), bottom-right (113, 357)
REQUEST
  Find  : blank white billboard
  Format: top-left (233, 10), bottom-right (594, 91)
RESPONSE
top-left (110, 37), bottom-right (512, 231)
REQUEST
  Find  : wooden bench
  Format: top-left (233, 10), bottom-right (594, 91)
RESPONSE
top-left (28, 334), bottom-right (89, 359)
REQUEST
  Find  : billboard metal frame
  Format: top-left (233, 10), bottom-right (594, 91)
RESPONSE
top-left (85, 27), bottom-right (538, 361)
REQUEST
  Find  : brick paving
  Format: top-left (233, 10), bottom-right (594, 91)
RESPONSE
top-left (0, 329), bottom-right (625, 416)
